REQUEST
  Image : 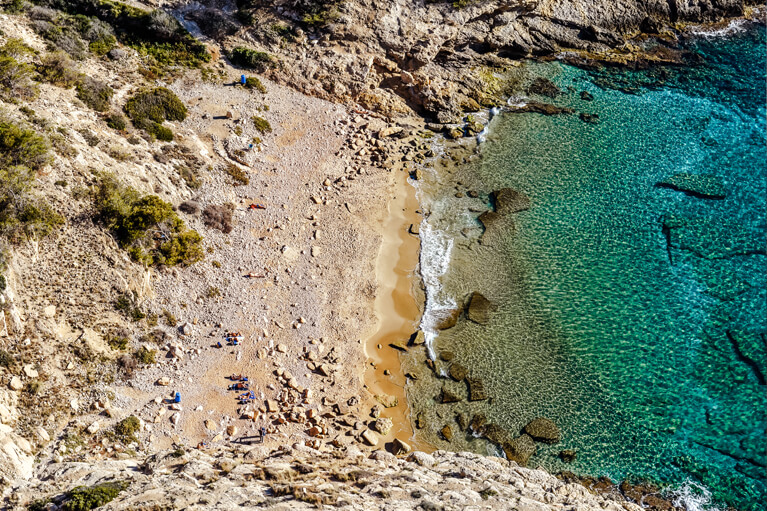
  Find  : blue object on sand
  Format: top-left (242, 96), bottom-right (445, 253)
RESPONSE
top-left (174, 392), bottom-right (180, 403)
top-left (241, 74), bottom-right (246, 85)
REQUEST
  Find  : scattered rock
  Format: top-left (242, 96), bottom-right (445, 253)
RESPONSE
top-left (467, 292), bottom-right (494, 325)
top-left (86, 421), bottom-right (100, 434)
top-left (448, 363), bottom-right (468, 382)
top-left (372, 417), bottom-right (393, 435)
top-left (579, 112), bottom-right (600, 124)
top-left (391, 437), bottom-right (411, 455)
top-left (439, 387), bottom-right (461, 404)
top-left (226, 425), bottom-right (238, 436)
top-left (266, 400), bottom-right (280, 413)
top-left (526, 77), bottom-right (561, 98)
top-left (22, 365), bottom-right (38, 378)
top-left (523, 417), bottom-right (561, 444)
top-left (9, 376), bottom-right (23, 391)
top-left (559, 449), bottom-right (577, 463)
top-left (502, 434), bottom-right (537, 467)
top-left (375, 394), bottom-right (398, 408)
top-left (156, 377), bottom-right (171, 386)
top-left (434, 309), bottom-right (461, 330)
top-left (179, 323), bottom-right (193, 336)
top-left (466, 377), bottom-right (487, 401)
top-left (580, 91), bottom-right (594, 101)
top-left (440, 425), bottom-right (453, 441)
top-left (361, 429), bottom-right (378, 446)
top-left (439, 351), bottom-right (454, 362)
top-left (469, 414), bottom-right (487, 433)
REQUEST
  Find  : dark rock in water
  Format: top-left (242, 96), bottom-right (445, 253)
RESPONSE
top-left (580, 90), bottom-right (594, 101)
top-left (619, 480), bottom-right (676, 511)
top-left (478, 210), bottom-right (502, 231)
top-left (469, 413), bottom-right (487, 433)
top-left (439, 351), bottom-right (454, 362)
top-left (502, 434), bottom-right (537, 467)
top-left (579, 112), bottom-right (600, 124)
top-left (482, 423), bottom-right (512, 446)
top-left (445, 127), bottom-right (464, 140)
top-left (467, 190), bottom-right (479, 198)
top-left (507, 102), bottom-right (574, 116)
top-left (440, 424), bottom-right (453, 441)
top-left (448, 363), bottom-right (468, 382)
top-left (434, 308), bottom-right (461, 330)
top-left (439, 387), bottom-right (461, 404)
top-left (523, 417), bottom-right (561, 444)
top-left (526, 77), bottom-right (561, 98)
top-left (465, 121), bottom-right (484, 136)
top-left (559, 449), bottom-right (577, 463)
top-left (466, 377), bottom-right (488, 401)
top-left (455, 412), bottom-right (468, 431)
top-left (656, 173), bottom-right (726, 199)
top-left (415, 412), bottom-right (426, 429)
top-left (491, 188), bottom-right (531, 215)
top-left (408, 223), bottom-right (420, 235)
top-left (467, 292), bottom-right (494, 325)
top-left (409, 330), bottom-right (425, 346)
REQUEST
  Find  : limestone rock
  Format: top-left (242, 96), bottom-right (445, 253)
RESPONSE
top-left (466, 377), bottom-right (487, 401)
top-left (391, 437), bottom-right (411, 455)
top-left (523, 417), bottom-right (561, 444)
top-left (156, 377), bottom-right (171, 386)
top-left (503, 434), bottom-right (537, 467)
top-left (361, 429), bottom-right (378, 446)
top-left (179, 322), bottom-right (193, 336)
top-left (86, 421), bottom-right (100, 434)
top-left (8, 377), bottom-right (22, 391)
top-left (372, 417), bottom-right (393, 436)
top-left (467, 292), bottom-right (494, 325)
top-left (448, 363), bottom-right (468, 382)
top-left (22, 365), bottom-right (38, 378)
top-left (374, 394), bottom-right (398, 408)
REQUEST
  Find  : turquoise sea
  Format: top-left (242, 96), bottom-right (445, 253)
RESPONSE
top-left (407, 23), bottom-right (766, 511)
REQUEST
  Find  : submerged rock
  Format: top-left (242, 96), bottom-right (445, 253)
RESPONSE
top-left (523, 417), bottom-right (561, 444)
top-left (410, 330), bottom-right (426, 346)
top-left (656, 173), bottom-right (726, 199)
top-left (526, 77), bottom-right (562, 98)
top-left (448, 363), bottom-right (468, 382)
top-left (559, 449), bottom-right (577, 463)
top-left (469, 413), bottom-right (487, 433)
top-left (466, 377), bottom-right (488, 401)
top-left (467, 292), bottom-right (494, 325)
top-left (491, 188), bottom-right (531, 216)
top-left (440, 424), bottom-right (453, 441)
top-left (503, 434), bottom-right (537, 467)
top-left (507, 102), bottom-right (575, 116)
top-left (434, 308), bottom-right (461, 330)
top-left (439, 387), bottom-right (461, 404)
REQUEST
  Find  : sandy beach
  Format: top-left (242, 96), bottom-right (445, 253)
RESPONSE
top-left (106, 68), bottom-right (427, 454)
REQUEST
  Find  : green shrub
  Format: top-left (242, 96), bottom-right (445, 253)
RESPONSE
top-left (0, 38), bottom-right (36, 100)
top-left (220, 162), bottom-right (249, 186)
top-left (244, 76), bottom-right (266, 93)
top-left (0, 273), bottom-right (5, 292)
top-left (133, 346), bottom-right (155, 365)
top-left (107, 335), bottom-right (129, 350)
top-left (0, 349), bottom-right (13, 368)
top-left (105, 111), bottom-right (126, 131)
top-left (63, 482), bottom-right (128, 511)
top-left (251, 115), bottom-right (271, 134)
top-left (36, 51), bottom-right (81, 87)
top-left (114, 415), bottom-right (140, 441)
top-left (0, 119), bottom-right (50, 169)
top-left (75, 76), bottom-right (113, 111)
top-left (124, 87), bottom-right (186, 140)
top-left (229, 47), bottom-right (274, 72)
top-left (93, 175), bottom-right (203, 266)
top-left (114, 292), bottom-right (145, 321)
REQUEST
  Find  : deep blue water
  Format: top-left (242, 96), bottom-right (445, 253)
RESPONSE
top-left (409, 23), bottom-right (766, 511)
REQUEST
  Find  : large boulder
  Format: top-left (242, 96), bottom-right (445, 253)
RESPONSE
top-left (467, 292), bottom-right (494, 325)
top-left (434, 308), bottom-right (461, 330)
top-left (502, 434), bottom-right (537, 467)
top-left (466, 377), bottom-right (488, 401)
top-left (523, 417), bottom-right (561, 444)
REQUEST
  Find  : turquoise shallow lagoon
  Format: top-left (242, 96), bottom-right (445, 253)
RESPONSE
top-left (407, 24), bottom-right (766, 511)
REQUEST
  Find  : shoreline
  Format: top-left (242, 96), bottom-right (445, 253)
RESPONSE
top-left (362, 168), bottom-right (431, 452)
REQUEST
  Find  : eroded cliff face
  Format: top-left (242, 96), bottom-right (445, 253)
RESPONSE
top-left (176, 0), bottom-right (758, 122)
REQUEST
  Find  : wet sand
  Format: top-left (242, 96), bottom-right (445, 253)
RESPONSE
top-left (363, 172), bottom-right (432, 452)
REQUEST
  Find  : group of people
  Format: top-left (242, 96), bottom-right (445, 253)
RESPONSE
top-left (216, 331), bottom-right (245, 348)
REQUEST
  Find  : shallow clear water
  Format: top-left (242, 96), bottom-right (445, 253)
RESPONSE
top-left (406, 25), bottom-right (766, 511)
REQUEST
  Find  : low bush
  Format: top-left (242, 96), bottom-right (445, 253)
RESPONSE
top-left (0, 38), bottom-right (37, 100)
top-left (32, 18), bottom-right (89, 60)
top-left (76, 76), bottom-right (113, 111)
top-left (202, 204), bottom-right (233, 233)
top-left (93, 174), bottom-right (203, 266)
top-left (105, 111), bottom-right (126, 131)
top-left (63, 482), bottom-right (128, 511)
top-left (36, 51), bottom-right (81, 87)
top-left (114, 292), bottom-right (145, 321)
top-left (124, 87), bottom-right (186, 140)
top-left (114, 415), bottom-right (140, 441)
top-left (229, 47), bottom-right (274, 72)
top-left (251, 115), bottom-right (271, 134)
top-left (220, 162), bottom-right (249, 186)
top-left (178, 200), bottom-right (200, 215)
top-left (107, 335), bottom-right (129, 350)
top-left (244, 76), bottom-right (266, 93)
top-left (133, 346), bottom-right (155, 365)
top-left (0, 117), bottom-right (62, 242)
top-left (0, 349), bottom-right (13, 368)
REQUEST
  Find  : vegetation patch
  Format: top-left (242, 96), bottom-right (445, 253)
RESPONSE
top-left (133, 346), bottom-right (156, 365)
top-left (124, 87), bottom-right (186, 141)
top-left (0, 38), bottom-right (37, 100)
top-left (244, 76), bottom-right (266, 93)
top-left (61, 481), bottom-right (128, 511)
top-left (251, 115), bottom-right (271, 134)
top-left (0, 116), bottom-right (63, 242)
top-left (220, 162), bottom-right (249, 186)
top-left (105, 111), bottom-right (126, 131)
top-left (75, 76), bottom-right (113, 111)
top-left (229, 46), bottom-right (275, 72)
top-left (202, 204), bottom-right (233, 234)
top-left (32, 0), bottom-right (210, 69)
top-left (93, 174), bottom-right (203, 266)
